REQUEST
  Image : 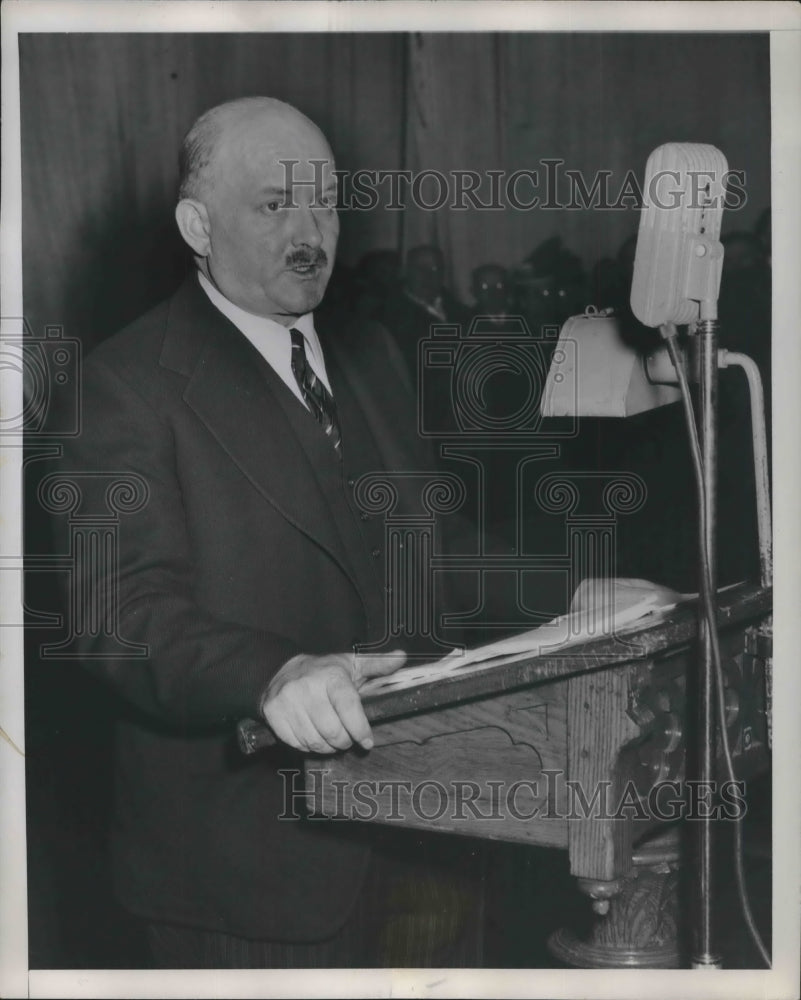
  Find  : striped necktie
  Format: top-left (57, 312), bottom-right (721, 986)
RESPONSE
top-left (289, 328), bottom-right (342, 455)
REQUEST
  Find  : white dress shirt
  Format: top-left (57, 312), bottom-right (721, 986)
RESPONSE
top-left (197, 270), bottom-right (334, 408)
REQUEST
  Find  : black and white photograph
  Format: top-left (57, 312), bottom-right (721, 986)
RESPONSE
top-left (1, 2), bottom-right (799, 997)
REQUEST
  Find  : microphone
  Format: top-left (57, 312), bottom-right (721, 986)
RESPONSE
top-left (630, 142), bottom-right (727, 328)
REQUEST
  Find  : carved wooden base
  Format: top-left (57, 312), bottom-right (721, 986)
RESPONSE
top-left (548, 828), bottom-right (681, 968)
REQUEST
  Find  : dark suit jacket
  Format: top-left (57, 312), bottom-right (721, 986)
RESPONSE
top-left (380, 288), bottom-right (469, 384)
top-left (59, 274), bottom-right (437, 941)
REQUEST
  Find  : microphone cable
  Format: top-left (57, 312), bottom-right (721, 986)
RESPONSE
top-left (662, 323), bottom-right (771, 968)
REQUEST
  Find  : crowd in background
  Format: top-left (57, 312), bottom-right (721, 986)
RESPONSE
top-left (324, 206), bottom-right (772, 398)
top-left (319, 210), bottom-right (771, 596)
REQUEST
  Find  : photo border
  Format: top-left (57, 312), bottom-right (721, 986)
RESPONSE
top-left (2, 3), bottom-right (799, 998)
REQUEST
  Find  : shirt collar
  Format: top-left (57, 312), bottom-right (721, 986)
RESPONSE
top-left (197, 269), bottom-right (317, 343)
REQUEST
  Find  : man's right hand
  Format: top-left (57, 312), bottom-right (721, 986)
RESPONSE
top-left (260, 649), bottom-right (407, 754)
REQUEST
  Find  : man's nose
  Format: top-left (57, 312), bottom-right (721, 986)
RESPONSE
top-left (291, 204), bottom-right (324, 248)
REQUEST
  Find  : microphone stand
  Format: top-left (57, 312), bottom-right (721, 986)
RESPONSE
top-left (691, 312), bottom-right (722, 969)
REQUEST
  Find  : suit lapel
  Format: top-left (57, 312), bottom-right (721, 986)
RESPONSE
top-left (160, 277), bottom-right (359, 591)
top-left (318, 311), bottom-right (425, 475)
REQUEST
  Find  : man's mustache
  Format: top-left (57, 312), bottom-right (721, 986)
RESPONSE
top-left (286, 248), bottom-right (328, 268)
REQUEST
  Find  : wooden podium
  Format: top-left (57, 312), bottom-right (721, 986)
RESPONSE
top-left (298, 583), bottom-right (771, 968)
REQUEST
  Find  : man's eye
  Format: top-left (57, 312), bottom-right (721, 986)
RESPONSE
top-left (262, 201), bottom-right (281, 213)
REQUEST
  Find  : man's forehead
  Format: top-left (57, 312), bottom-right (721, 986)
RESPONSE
top-left (217, 111), bottom-right (336, 184)
top-left (253, 156), bottom-right (338, 189)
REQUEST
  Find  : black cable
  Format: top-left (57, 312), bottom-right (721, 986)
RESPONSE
top-left (664, 330), bottom-right (771, 968)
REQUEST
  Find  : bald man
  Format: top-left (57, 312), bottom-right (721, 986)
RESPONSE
top-left (59, 98), bottom-right (483, 968)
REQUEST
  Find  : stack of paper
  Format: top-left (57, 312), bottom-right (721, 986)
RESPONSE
top-left (360, 577), bottom-right (689, 695)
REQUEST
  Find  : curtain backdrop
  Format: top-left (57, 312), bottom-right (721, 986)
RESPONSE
top-left (20, 33), bottom-right (770, 347)
top-left (403, 32), bottom-right (771, 300)
top-left (20, 33), bottom-right (406, 349)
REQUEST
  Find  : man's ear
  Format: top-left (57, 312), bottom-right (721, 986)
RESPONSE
top-left (175, 199), bottom-right (211, 257)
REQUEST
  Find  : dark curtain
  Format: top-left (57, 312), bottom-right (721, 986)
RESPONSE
top-left (404, 33), bottom-right (770, 299)
top-left (20, 33), bottom-right (406, 351)
top-left (21, 33), bottom-right (769, 342)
